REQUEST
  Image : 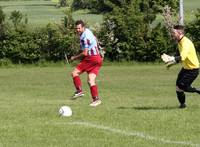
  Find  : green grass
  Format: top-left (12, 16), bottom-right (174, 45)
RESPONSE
top-left (72, 9), bottom-right (103, 28)
top-left (183, 0), bottom-right (200, 23)
top-left (0, 63), bottom-right (200, 147)
top-left (0, 0), bottom-right (67, 27)
top-left (0, 0), bottom-right (103, 27)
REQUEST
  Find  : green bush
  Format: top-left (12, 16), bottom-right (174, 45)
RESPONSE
top-left (0, 58), bottom-right (12, 66)
top-left (186, 9), bottom-right (200, 53)
top-left (98, 0), bottom-right (178, 61)
top-left (0, 8), bottom-right (78, 64)
top-left (0, 6), bottom-right (7, 40)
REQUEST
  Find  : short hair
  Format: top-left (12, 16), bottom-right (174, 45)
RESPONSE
top-left (75, 20), bottom-right (85, 27)
top-left (173, 25), bottom-right (184, 30)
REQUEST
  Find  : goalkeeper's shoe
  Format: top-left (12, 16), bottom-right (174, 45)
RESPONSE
top-left (89, 98), bottom-right (102, 107)
top-left (179, 103), bottom-right (187, 109)
top-left (71, 91), bottom-right (84, 99)
top-left (195, 88), bottom-right (200, 94)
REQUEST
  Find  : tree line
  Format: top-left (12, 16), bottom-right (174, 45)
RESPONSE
top-left (0, 0), bottom-right (200, 65)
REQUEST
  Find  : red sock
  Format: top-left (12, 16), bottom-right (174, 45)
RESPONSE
top-left (73, 76), bottom-right (82, 92)
top-left (90, 85), bottom-right (98, 100)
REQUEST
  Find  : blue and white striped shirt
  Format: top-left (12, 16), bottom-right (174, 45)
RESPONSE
top-left (80, 28), bottom-right (99, 56)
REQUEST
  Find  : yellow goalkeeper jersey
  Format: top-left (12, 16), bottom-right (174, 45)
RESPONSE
top-left (178, 36), bottom-right (199, 69)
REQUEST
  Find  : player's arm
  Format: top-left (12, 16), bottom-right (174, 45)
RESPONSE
top-left (174, 49), bottom-right (181, 63)
top-left (70, 49), bottom-right (88, 61)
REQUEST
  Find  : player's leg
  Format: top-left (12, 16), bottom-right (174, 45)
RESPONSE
top-left (176, 86), bottom-right (186, 108)
top-left (88, 73), bottom-right (101, 106)
top-left (71, 68), bottom-right (84, 98)
top-left (177, 69), bottom-right (200, 94)
top-left (176, 68), bottom-right (186, 108)
top-left (176, 68), bottom-right (200, 108)
top-left (184, 69), bottom-right (200, 94)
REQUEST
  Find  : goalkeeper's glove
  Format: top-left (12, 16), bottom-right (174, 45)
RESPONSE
top-left (166, 58), bottom-right (176, 69)
top-left (161, 53), bottom-right (176, 69)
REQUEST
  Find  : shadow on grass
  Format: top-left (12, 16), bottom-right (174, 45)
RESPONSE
top-left (117, 106), bottom-right (179, 110)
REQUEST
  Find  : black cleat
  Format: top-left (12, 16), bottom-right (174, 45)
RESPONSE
top-left (179, 103), bottom-right (187, 109)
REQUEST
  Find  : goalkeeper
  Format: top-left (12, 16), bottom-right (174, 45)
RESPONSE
top-left (161, 25), bottom-right (200, 108)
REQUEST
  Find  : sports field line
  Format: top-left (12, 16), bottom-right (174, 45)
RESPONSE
top-left (68, 121), bottom-right (200, 147)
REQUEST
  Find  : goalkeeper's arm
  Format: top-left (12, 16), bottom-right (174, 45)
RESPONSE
top-left (174, 55), bottom-right (181, 62)
top-left (174, 50), bottom-right (181, 63)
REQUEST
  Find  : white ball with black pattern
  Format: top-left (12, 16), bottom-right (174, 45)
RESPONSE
top-left (59, 106), bottom-right (72, 117)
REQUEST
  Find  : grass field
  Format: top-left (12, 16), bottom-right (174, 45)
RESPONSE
top-left (0, 63), bottom-right (200, 147)
top-left (183, 0), bottom-right (200, 23)
top-left (0, 0), bottom-right (103, 27)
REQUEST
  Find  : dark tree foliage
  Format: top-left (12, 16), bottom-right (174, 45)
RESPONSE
top-left (72, 0), bottom-right (178, 14)
top-left (98, 0), bottom-right (178, 61)
top-left (9, 10), bottom-right (23, 28)
top-left (71, 0), bottom-right (129, 13)
top-left (60, 0), bottom-right (67, 7)
top-left (0, 6), bottom-right (7, 59)
top-left (0, 9), bottom-right (78, 64)
top-left (186, 9), bottom-right (200, 54)
top-left (0, 6), bottom-right (5, 24)
top-left (0, 6), bottom-right (6, 40)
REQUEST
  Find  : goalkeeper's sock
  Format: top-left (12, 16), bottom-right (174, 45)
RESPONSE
top-left (73, 76), bottom-right (82, 92)
top-left (176, 91), bottom-right (185, 104)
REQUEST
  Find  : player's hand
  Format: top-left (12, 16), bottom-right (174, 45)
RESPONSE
top-left (161, 53), bottom-right (176, 69)
top-left (166, 60), bottom-right (176, 69)
top-left (70, 56), bottom-right (76, 61)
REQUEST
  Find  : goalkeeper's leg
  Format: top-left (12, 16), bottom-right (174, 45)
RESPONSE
top-left (176, 86), bottom-right (186, 108)
top-left (176, 91), bottom-right (185, 104)
top-left (177, 82), bottom-right (200, 94)
top-left (176, 68), bottom-right (200, 94)
top-left (183, 86), bottom-right (200, 94)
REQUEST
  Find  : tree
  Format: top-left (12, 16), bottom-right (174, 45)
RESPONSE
top-left (60, 0), bottom-right (67, 7)
top-left (71, 0), bottom-right (178, 14)
top-left (9, 10), bottom-right (23, 29)
top-left (0, 6), bottom-right (7, 60)
top-left (0, 6), bottom-right (5, 25)
top-left (71, 0), bottom-right (129, 13)
top-left (186, 9), bottom-right (200, 53)
top-left (0, 6), bottom-right (6, 39)
top-left (98, 0), bottom-right (178, 61)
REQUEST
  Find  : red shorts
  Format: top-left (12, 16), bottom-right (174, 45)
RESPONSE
top-left (76, 55), bottom-right (103, 75)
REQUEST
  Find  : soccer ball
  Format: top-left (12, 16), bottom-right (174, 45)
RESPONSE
top-left (59, 106), bottom-right (72, 117)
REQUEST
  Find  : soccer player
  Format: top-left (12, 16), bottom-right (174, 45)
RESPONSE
top-left (70, 20), bottom-right (103, 107)
top-left (162, 25), bottom-right (200, 108)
